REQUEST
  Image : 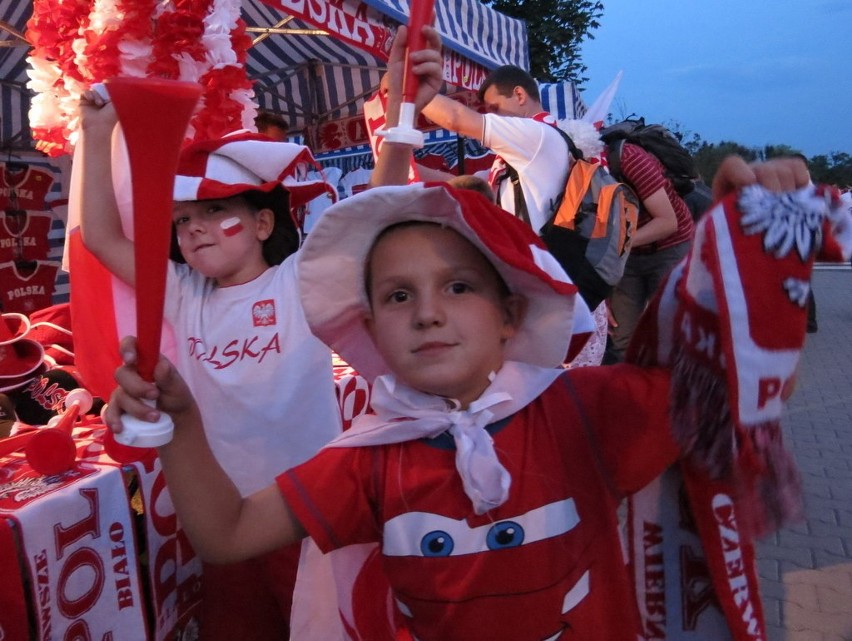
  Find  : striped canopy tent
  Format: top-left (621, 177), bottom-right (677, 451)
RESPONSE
top-left (0, 2), bottom-right (32, 152)
top-left (0, 0), bottom-right (530, 155)
top-left (247, 0), bottom-right (529, 143)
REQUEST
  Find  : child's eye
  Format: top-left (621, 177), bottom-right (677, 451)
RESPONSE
top-left (206, 204), bottom-right (224, 215)
top-left (388, 290), bottom-right (410, 303)
top-left (173, 216), bottom-right (189, 226)
top-left (448, 282), bottom-right (472, 295)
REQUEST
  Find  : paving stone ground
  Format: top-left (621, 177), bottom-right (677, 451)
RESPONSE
top-left (757, 266), bottom-right (852, 641)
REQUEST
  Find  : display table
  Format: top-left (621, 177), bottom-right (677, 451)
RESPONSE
top-left (0, 421), bottom-right (202, 641)
top-left (0, 359), bottom-right (371, 641)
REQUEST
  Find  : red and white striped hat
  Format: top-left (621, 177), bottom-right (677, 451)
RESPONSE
top-left (173, 131), bottom-right (336, 208)
top-left (298, 182), bottom-right (593, 380)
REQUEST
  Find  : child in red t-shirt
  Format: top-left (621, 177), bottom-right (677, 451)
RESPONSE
top-left (103, 18), bottom-right (828, 641)
top-left (105, 149), bottom-right (819, 639)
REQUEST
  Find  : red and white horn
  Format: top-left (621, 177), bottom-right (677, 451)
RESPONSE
top-left (105, 77), bottom-right (201, 448)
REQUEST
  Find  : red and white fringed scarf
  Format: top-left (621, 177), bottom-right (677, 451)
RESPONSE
top-left (626, 184), bottom-right (850, 640)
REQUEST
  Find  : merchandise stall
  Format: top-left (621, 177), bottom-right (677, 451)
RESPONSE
top-left (0, 0), bottom-right (532, 639)
top-left (0, 358), bottom-right (370, 641)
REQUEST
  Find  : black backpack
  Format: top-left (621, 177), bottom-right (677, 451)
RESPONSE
top-left (505, 126), bottom-right (640, 310)
top-left (599, 117), bottom-right (698, 197)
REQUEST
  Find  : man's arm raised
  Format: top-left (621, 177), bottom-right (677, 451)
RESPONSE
top-left (421, 93), bottom-right (485, 141)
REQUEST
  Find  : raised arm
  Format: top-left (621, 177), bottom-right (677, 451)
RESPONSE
top-left (104, 337), bottom-right (306, 563)
top-left (421, 93), bottom-right (485, 141)
top-left (77, 90), bottom-right (137, 286)
top-left (370, 24), bottom-right (444, 188)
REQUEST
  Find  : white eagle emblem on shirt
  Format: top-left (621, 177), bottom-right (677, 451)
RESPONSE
top-left (252, 299), bottom-right (276, 327)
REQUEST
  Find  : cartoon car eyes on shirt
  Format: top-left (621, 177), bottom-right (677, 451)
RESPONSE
top-left (382, 498), bottom-right (580, 557)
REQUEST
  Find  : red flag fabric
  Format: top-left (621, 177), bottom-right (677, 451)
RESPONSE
top-left (67, 230), bottom-right (120, 400)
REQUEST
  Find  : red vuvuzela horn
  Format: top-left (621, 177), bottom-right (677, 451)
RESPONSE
top-left (105, 78), bottom-right (201, 448)
top-left (401, 0), bottom-right (437, 105)
top-left (25, 388), bottom-right (93, 475)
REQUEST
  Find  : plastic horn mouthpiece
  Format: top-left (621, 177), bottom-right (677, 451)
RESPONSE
top-left (25, 388), bottom-right (93, 475)
top-left (377, 0), bottom-right (436, 147)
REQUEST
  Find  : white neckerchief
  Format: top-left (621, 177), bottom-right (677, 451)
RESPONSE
top-left (325, 361), bottom-right (564, 514)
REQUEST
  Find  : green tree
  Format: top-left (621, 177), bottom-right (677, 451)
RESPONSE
top-left (482, 0), bottom-right (604, 84)
top-left (807, 152), bottom-right (852, 187)
top-left (762, 144), bottom-right (803, 161)
top-left (660, 119), bottom-right (702, 155)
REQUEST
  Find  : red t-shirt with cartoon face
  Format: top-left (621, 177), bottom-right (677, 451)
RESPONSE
top-left (278, 364), bottom-right (678, 641)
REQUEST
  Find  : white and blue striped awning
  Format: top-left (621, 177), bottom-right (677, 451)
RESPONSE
top-left (539, 81), bottom-right (587, 122)
top-left (362, 0), bottom-right (528, 72)
top-left (0, 1), bottom-right (34, 151)
top-left (244, 0), bottom-right (529, 138)
top-left (0, 0), bottom-right (529, 151)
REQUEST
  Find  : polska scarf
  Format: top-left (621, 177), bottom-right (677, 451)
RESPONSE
top-left (627, 183), bottom-right (849, 640)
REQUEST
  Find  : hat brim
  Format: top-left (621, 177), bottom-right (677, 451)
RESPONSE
top-left (0, 313), bottom-right (31, 346)
top-left (174, 175), bottom-right (334, 210)
top-left (298, 183), bottom-right (583, 380)
top-left (0, 361), bottom-right (48, 393)
top-left (0, 337), bottom-right (45, 380)
top-left (173, 133), bottom-right (336, 209)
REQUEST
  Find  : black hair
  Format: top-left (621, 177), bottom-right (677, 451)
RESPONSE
top-left (169, 185), bottom-right (298, 266)
top-left (477, 65), bottom-right (540, 103)
top-left (255, 110), bottom-right (289, 135)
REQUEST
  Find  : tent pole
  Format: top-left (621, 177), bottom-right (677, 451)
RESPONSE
top-left (456, 135), bottom-right (466, 175)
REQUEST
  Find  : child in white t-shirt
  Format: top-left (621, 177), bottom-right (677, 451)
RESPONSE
top-left (78, 98), bottom-right (341, 640)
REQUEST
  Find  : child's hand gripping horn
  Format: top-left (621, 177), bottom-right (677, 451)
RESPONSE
top-left (376, 0), bottom-right (436, 147)
top-left (101, 78), bottom-right (201, 448)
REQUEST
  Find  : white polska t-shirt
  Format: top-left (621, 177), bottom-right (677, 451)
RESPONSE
top-left (165, 256), bottom-right (342, 495)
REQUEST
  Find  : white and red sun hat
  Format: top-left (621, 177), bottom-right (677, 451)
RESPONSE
top-left (298, 182), bottom-right (594, 380)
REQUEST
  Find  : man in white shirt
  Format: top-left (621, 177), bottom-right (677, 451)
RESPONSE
top-left (421, 66), bottom-right (570, 234)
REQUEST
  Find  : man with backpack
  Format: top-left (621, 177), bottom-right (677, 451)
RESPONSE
top-left (420, 65), bottom-right (571, 237)
top-left (419, 65), bottom-right (624, 366)
top-left (600, 126), bottom-right (695, 362)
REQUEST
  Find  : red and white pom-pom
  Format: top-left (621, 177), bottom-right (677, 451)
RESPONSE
top-left (27, 0), bottom-right (256, 155)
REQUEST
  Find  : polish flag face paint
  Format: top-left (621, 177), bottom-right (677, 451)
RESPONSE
top-left (221, 217), bottom-right (243, 236)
